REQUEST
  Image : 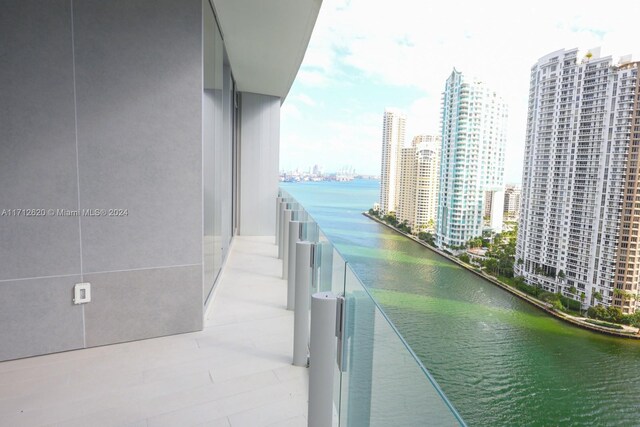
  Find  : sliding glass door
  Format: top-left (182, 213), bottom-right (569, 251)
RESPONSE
top-left (203, 1), bottom-right (235, 305)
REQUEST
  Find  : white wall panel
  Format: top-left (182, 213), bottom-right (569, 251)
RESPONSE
top-left (239, 92), bottom-right (280, 235)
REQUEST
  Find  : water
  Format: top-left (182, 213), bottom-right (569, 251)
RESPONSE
top-left (282, 179), bottom-right (640, 427)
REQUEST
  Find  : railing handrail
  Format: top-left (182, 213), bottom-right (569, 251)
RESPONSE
top-left (280, 188), bottom-right (467, 426)
top-left (343, 262), bottom-right (467, 426)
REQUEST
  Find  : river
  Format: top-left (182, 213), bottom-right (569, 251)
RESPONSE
top-left (282, 179), bottom-right (640, 427)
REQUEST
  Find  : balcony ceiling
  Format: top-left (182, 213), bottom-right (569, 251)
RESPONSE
top-left (212, 0), bottom-right (321, 101)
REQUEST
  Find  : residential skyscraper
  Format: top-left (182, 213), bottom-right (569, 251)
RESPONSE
top-left (436, 69), bottom-right (508, 248)
top-left (397, 141), bottom-right (418, 227)
top-left (379, 110), bottom-right (406, 214)
top-left (415, 136), bottom-right (442, 231)
top-left (484, 188), bottom-right (505, 232)
top-left (397, 135), bottom-right (441, 231)
top-left (516, 48), bottom-right (640, 313)
top-left (503, 184), bottom-right (521, 220)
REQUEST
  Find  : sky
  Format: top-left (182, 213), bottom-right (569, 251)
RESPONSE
top-left (280, 0), bottom-right (640, 183)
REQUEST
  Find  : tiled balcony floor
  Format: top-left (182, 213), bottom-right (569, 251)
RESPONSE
top-left (0, 236), bottom-right (308, 427)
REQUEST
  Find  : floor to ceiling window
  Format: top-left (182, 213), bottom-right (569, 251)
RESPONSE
top-left (203, 0), bottom-right (235, 304)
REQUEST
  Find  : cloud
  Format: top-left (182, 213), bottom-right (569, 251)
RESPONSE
top-left (406, 97), bottom-right (440, 140)
top-left (295, 69), bottom-right (329, 87)
top-left (284, 0), bottom-right (640, 182)
top-left (295, 94), bottom-right (317, 107)
top-left (281, 102), bottom-right (301, 121)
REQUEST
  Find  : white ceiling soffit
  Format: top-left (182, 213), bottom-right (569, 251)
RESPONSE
top-left (211, 0), bottom-right (322, 101)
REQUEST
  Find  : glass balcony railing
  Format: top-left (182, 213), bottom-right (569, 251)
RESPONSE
top-left (279, 189), bottom-right (466, 427)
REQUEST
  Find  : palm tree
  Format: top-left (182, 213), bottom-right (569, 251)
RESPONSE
top-left (593, 291), bottom-right (603, 304)
top-left (427, 219), bottom-right (435, 230)
top-left (484, 258), bottom-right (499, 275)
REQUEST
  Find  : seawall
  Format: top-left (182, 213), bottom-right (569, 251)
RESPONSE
top-left (363, 212), bottom-right (640, 340)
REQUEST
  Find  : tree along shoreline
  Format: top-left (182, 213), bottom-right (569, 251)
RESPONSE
top-left (363, 212), bottom-right (640, 339)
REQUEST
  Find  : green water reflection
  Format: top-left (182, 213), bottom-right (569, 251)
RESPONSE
top-left (283, 180), bottom-right (640, 427)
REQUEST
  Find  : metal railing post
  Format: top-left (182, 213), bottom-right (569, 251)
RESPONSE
top-left (308, 291), bottom-right (338, 427)
top-left (275, 196), bottom-right (284, 245)
top-left (283, 214), bottom-right (302, 279)
top-left (279, 202), bottom-right (299, 260)
top-left (282, 210), bottom-right (293, 278)
top-left (287, 220), bottom-right (304, 310)
top-left (278, 201), bottom-right (287, 257)
top-left (293, 241), bottom-right (313, 366)
top-left (279, 204), bottom-right (291, 259)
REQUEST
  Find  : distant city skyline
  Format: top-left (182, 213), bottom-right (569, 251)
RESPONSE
top-left (279, 165), bottom-right (364, 175)
top-left (280, 0), bottom-right (640, 183)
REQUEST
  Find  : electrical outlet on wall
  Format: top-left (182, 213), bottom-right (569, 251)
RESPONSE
top-left (73, 283), bottom-right (91, 304)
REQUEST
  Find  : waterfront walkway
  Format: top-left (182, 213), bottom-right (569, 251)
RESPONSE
top-left (364, 212), bottom-right (640, 339)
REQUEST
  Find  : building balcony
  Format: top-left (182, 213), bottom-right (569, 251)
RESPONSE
top-left (0, 197), bottom-right (466, 427)
top-left (0, 236), bottom-right (309, 426)
top-left (0, 1), bottom-right (468, 426)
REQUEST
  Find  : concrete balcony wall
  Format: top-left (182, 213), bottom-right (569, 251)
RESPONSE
top-left (0, 0), bottom-right (204, 361)
top-left (238, 92), bottom-right (280, 236)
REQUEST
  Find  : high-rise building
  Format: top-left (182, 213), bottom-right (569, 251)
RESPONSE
top-left (436, 69), bottom-right (508, 249)
top-left (379, 110), bottom-right (406, 214)
top-left (397, 135), bottom-right (441, 231)
top-left (516, 47), bottom-right (640, 313)
top-left (484, 188), bottom-right (505, 232)
top-left (415, 136), bottom-right (442, 232)
top-left (503, 184), bottom-right (521, 219)
top-left (397, 142), bottom-right (418, 227)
